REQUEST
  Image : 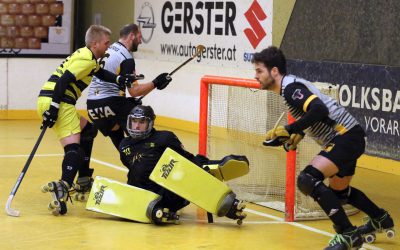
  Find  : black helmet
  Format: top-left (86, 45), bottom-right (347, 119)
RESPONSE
top-left (127, 105), bottom-right (156, 139)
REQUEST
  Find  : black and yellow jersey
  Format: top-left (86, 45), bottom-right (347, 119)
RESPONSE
top-left (39, 46), bottom-right (100, 104)
top-left (281, 75), bottom-right (359, 146)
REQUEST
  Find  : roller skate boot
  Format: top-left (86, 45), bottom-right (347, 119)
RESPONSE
top-left (225, 199), bottom-right (247, 225)
top-left (73, 176), bottom-right (94, 201)
top-left (41, 180), bottom-right (71, 216)
top-left (358, 210), bottom-right (395, 243)
top-left (324, 226), bottom-right (364, 250)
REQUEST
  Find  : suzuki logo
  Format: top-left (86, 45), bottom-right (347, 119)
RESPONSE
top-left (137, 2), bottom-right (157, 43)
top-left (244, 0), bottom-right (267, 49)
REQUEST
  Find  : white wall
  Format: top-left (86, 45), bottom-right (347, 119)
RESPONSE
top-left (0, 57), bottom-right (254, 122)
top-left (0, 59), bottom-right (7, 110)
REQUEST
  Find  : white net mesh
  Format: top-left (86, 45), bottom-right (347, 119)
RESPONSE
top-left (204, 80), bottom-right (358, 220)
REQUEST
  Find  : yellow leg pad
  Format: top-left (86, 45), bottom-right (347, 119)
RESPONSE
top-left (150, 148), bottom-right (231, 215)
top-left (86, 176), bottom-right (160, 223)
top-left (207, 155), bottom-right (249, 181)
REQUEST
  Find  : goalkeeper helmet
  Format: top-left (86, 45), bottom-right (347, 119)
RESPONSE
top-left (127, 105), bottom-right (156, 139)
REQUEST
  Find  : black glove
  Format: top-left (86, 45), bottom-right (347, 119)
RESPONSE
top-left (153, 73), bottom-right (172, 90)
top-left (126, 97), bottom-right (142, 106)
top-left (116, 74), bottom-right (136, 88)
top-left (42, 102), bottom-right (59, 128)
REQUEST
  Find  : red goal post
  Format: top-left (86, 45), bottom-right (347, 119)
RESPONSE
top-left (198, 75), bottom-right (358, 221)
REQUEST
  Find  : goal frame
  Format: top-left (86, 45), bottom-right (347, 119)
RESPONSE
top-left (198, 75), bottom-right (297, 222)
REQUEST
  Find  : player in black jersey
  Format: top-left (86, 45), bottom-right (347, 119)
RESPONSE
top-left (252, 46), bottom-right (394, 250)
top-left (37, 25), bottom-right (137, 215)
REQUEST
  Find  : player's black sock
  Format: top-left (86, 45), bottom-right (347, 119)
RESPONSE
top-left (79, 122), bottom-right (97, 177)
top-left (315, 184), bottom-right (354, 232)
top-left (61, 143), bottom-right (84, 186)
top-left (109, 128), bottom-right (125, 149)
top-left (346, 186), bottom-right (384, 218)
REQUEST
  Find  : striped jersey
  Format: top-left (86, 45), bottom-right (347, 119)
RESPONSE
top-left (88, 42), bottom-right (136, 100)
top-left (40, 47), bottom-right (100, 103)
top-left (281, 75), bottom-right (359, 146)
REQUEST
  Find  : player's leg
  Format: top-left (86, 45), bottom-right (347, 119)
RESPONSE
top-left (314, 126), bottom-right (369, 249)
top-left (41, 103), bottom-right (83, 215)
top-left (150, 148), bottom-right (247, 225)
top-left (148, 188), bottom-right (189, 224)
top-left (86, 176), bottom-right (179, 224)
top-left (330, 172), bottom-right (395, 244)
top-left (329, 125), bottom-right (394, 244)
top-left (78, 118), bottom-right (97, 178)
top-left (298, 159), bottom-right (363, 250)
top-left (72, 118), bottom-right (98, 201)
top-left (331, 178), bottom-right (395, 244)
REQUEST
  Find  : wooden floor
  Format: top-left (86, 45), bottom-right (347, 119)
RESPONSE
top-left (0, 120), bottom-right (398, 250)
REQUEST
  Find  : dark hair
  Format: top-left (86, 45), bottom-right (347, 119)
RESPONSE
top-left (119, 23), bottom-right (139, 38)
top-left (252, 46), bottom-right (287, 75)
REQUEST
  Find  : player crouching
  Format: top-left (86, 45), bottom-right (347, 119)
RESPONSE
top-left (86, 105), bottom-right (249, 225)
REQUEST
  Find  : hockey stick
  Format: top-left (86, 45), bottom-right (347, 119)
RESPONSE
top-left (168, 44), bottom-right (205, 77)
top-left (5, 126), bottom-right (47, 217)
top-left (263, 112), bottom-right (288, 146)
top-left (137, 44), bottom-right (205, 101)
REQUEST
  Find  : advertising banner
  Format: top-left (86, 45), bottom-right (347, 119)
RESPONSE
top-left (134, 0), bottom-right (273, 70)
top-left (288, 60), bottom-right (400, 161)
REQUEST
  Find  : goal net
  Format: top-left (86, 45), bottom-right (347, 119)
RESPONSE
top-left (198, 75), bottom-right (358, 221)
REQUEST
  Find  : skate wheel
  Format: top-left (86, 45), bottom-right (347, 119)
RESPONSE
top-left (173, 216), bottom-right (181, 225)
top-left (50, 200), bottom-right (60, 208)
top-left (155, 209), bottom-right (163, 219)
top-left (364, 234), bottom-right (376, 244)
top-left (237, 219), bottom-right (243, 225)
top-left (41, 184), bottom-right (51, 193)
top-left (48, 182), bottom-right (56, 190)
top-left (386, 229), bottom-right (395, 239)
top-left (73, 193), bottom-right (86, 202)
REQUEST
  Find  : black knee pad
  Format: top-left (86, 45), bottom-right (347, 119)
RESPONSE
top-left (64, 143), bottom-right (85, 163)
top-left (331, 186), bottom-right (352, 205)
top-left (297, 165), bottom-right (325, 197)
top-left (81, 122), bottom-right (98, 143)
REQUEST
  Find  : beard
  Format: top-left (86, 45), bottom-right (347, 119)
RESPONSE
top-left (261, 76), bottom-right (275, 90)
top-left (130, 42), bottom-right (138, 52)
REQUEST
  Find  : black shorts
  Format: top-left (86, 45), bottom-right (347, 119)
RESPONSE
top-left (87, 97), bottom-right (136, 136)
top-left (319, 125), bottom-right (366, 177)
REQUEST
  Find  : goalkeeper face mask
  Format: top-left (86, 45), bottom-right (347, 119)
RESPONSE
top-left (127, 105), bottom-right (155, 139)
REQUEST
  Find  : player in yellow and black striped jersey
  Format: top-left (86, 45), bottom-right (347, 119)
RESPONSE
top-left (36, 25), bottom-right (138, 216)
top-left (253, 46), bottom-right (394, 250)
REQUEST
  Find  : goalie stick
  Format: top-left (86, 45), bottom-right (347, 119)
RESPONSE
top-left (5, 126), bottom-right (47, 217)
top-left (263, 112), bottom-right (288, 146)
